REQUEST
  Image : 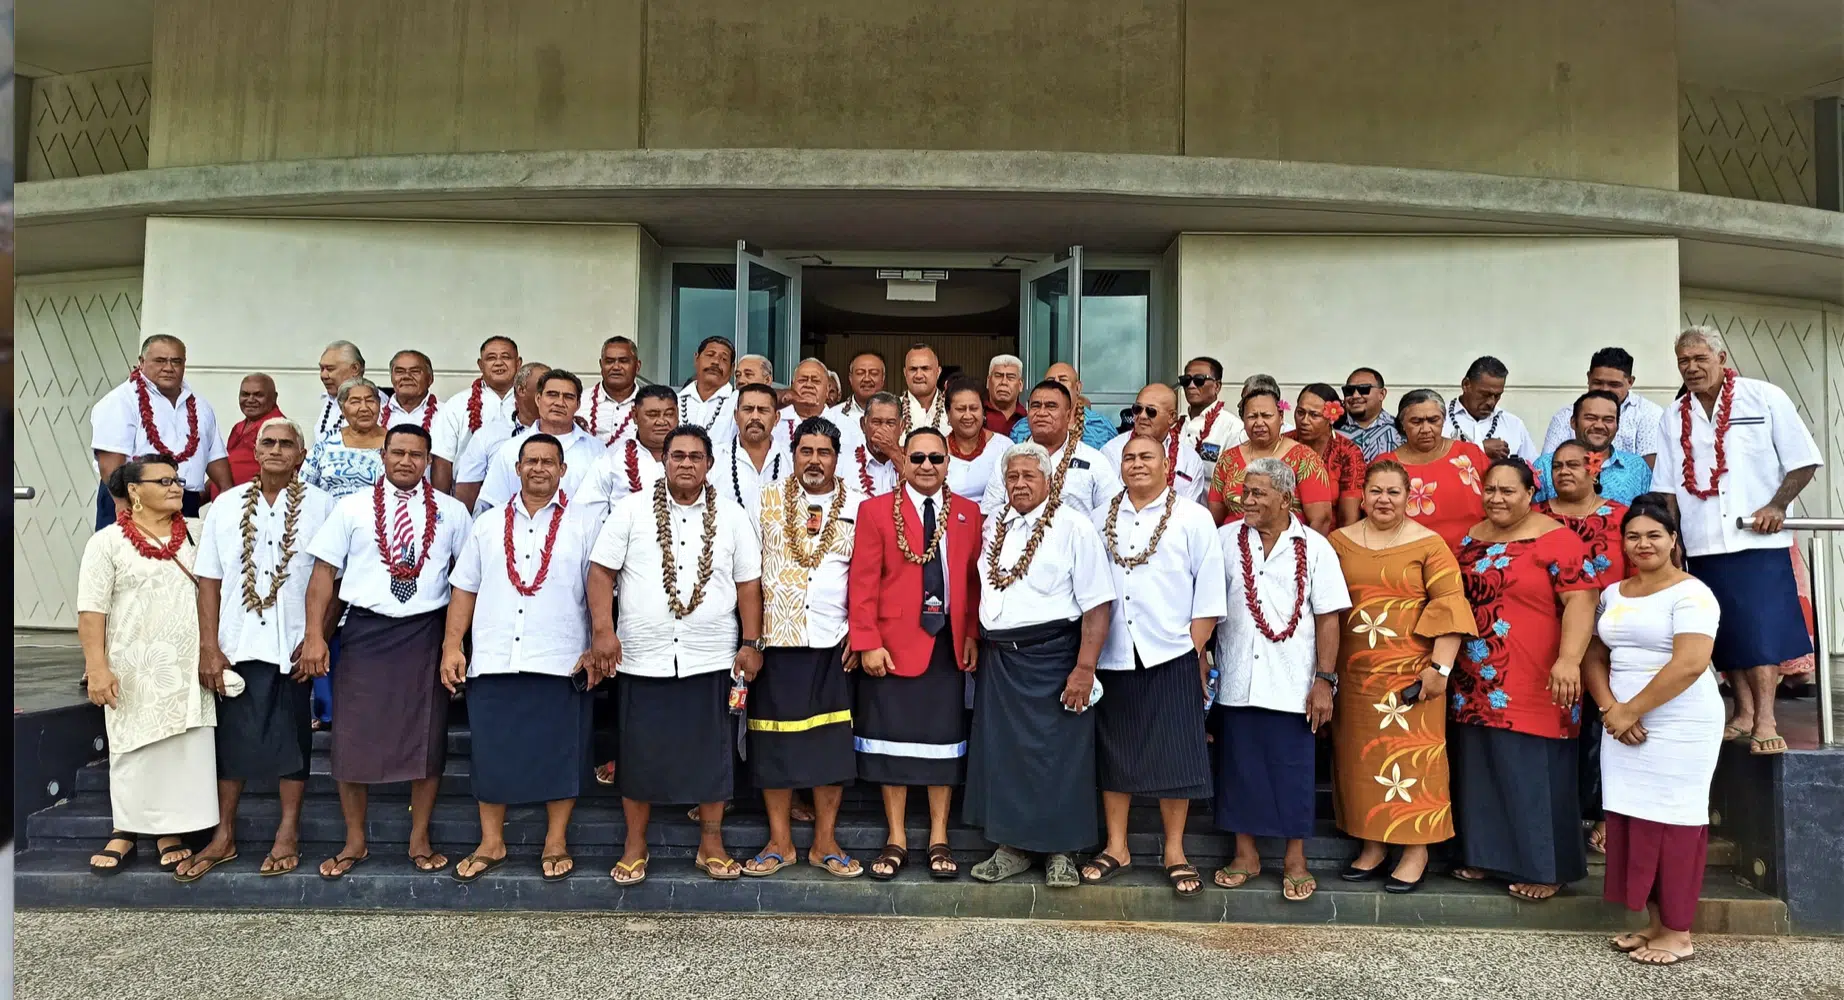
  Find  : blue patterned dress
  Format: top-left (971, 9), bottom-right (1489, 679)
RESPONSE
top-left (302, 430), bottom-right (386, 499)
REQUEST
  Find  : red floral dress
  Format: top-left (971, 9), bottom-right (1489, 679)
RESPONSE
top-left (1285, 429), bottom-right (1365, 502)
top-left (1378, 441), bottom-right (1489, 555)
top-left (1453, 527), bottom-right (1601, 739)
top-left (1536, 499), bottom-right (1630, 581)
top-left (1207, 440), bottom-right (1336, 525)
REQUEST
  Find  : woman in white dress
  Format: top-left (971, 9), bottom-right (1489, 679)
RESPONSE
top-left (1583, 497), bottom-right (1722, 967)
top-left (303, 377), bottom-right (388, 499)
top-left (944, 378), bottom-right (1009, 499)
top-left (78, 454), bottom-right (219, 875)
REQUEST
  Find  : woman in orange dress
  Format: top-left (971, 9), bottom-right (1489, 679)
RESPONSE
top-left (1378, 389), bottom-right (1489, 554)
top-left (1330, 460), bottom-right (1477, 892)
top-left (1206, 388), bottom-right (1335, 534)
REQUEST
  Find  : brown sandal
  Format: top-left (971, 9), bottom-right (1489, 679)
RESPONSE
top-left (868, 844), bottom-right (908, 881)
top-left (1167, 864), bottom-right (1204, 897)
top-left (927, 843), bottom-right (958, 880)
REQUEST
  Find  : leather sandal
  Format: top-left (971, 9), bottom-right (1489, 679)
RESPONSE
top-left (927, 843), bottom-right (958, 880)
top-left (1080, 852), bottom-right (1131, 885)
top-left (868, 843), bottom-right (909, 881)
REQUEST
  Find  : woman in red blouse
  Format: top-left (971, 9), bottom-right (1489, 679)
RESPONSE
top-left (1450, 458), bottom-right (1601, 901)
top-left (1378, 390), bottom-right (1489, 555)
top-left (1285, 383), bottom-right (1365, 528)
top-left (1206, 388), bottom-right (1335, 534)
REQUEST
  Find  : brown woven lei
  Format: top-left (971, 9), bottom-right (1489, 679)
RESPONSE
top-left (240, 478), bottom-right (307, 613)
top-left (780, 475), bottom-right (848, 569)
top-left (652, 479), bottom-right (719, 618)
top-left (985, 426), bottom-right (1081, 590)
top-left (892, 484), bottom-right (954, 565)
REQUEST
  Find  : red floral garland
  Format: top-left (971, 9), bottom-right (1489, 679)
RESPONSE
top-left (856, 445), bottom-right (876, 495)
top-left (465, 378), bottom-right (487, 433)
top-left (624, 439), bottom-right (643, 493)
top-left (1679, 368), bottom-right (1735, 500)
top-left (131, 371), bottom-right (200, 462)
top-left (589, 384), bottom-right (635, 441)
top-left (1238, 526), bottom-right (1310, 642)
top-left (1195, 400), bottom-right (1223, 445)
top-left (382, 392), bottom-right (437, 431)
top-left (1164, 429), bottom-right (1180, 487)
top-left (371, 479), bottom-right (440, 580)
top-left (504, 490), bottom-right (569, 596)
top-left (949, 431), bottom-right (987, 461)
top-left (115, 508), bottom-right (187, 561)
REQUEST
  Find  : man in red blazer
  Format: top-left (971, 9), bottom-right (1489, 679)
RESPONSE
top-left (848, 426), bottom-right (983, 881)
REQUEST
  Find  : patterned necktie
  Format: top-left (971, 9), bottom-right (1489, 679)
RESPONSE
top-left (920, 497), bottom-right (946, 635)
top-left (390, 488), bottom-right (418, 603)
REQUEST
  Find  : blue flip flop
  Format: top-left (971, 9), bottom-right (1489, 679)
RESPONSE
top-left (741, 851), bottom-right (789, 877)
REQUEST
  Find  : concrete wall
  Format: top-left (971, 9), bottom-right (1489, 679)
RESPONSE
top-left (1680, 85), bottom-right (1819, 206)
top-left (1173, 234), bottom-right (1683, 433)
top-left (25, 65), bottom-right (150, 179)
top-left (139, 219), bottom-right (655, 423)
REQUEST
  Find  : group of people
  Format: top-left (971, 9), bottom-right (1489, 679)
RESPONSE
top-left (77, 324), bottom-right (1822, 966)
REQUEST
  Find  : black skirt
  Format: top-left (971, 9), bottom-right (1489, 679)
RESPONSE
top-left (331, 608), bottom-right (448, 785)
top-left (1450, 721), bottom-right (1589, 884)
top-left (748, 645), bottom-right (856, 790)
top-left (855, 632), bottom-right (967, 787)
top-left (1096, 650), bottom-right (1211, 798)
top-left (616, 671), bottom-right (734, 805)
top-left (469, 673), bottom-right (592, 805)
top-left (215, 659), bottom-right (312, 782)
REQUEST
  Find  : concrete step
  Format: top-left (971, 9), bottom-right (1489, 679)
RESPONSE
top-left (11, 848), bottom-right (1788, 934)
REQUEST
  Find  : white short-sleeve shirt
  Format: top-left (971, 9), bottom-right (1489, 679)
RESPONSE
top-left (454, 416), bottom-right (530, 486)
top-left (1214, 517), bottom-right (1352, 714)
top-left (576, 438), bottom-right (667, 527)
top-left (1443, 402), bottom-right (1538, 462)
top-left (578, 383), bottom-right (641, 444)
top-left (305, 481), bottom-right (472, 617)
top-left (1541, 392), bottom-right (1665, 459)
top-left (710, 440), bottom-right (791, 520)
top-left (839, 443), bottom-right (900, 497)
top-left (980, 440), bottom-right (1123, 519)
top-left (677, 383), bottom-right (739, 449)
top-left (978, 500), bottom-right (1116, 632)
top-left (1100, 431), bottom-right (1210, 504)
top-left (431, 381), bottom-right (517, 464)
top-left (448, 496), bottom-right (597, 678)
top-left (1090, 490), bottom-right (1227, 670)
top-left (89, 377), bottom-right (229, 491)
top-left (1657, 376), bottom-right (1824, 557)
top-left (1178, 399), bottom-right (1248, 459)
top-left (474, 426), bottom-right (605, 513)
top-left (194, 481), bottom-right (338, 669)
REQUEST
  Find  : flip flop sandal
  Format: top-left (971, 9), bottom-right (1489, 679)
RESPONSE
top-left (1282, 875), bottom-right (1318, 901)
top-left (594, 762), bottom-right (617, 786)
top-left (686, 803), bottom-right (732, 822)
top-left (1450, 867), bottom-right (1488, 882)
top-left (696, 855), bottom-right (743, 881)
top-left (89, 840), bottom-right (138, 877)
top-left (1166, 864), bottom-right (1204, 898)
top-left (174, 852), bottom-right (239, 883)
top-left (541, 854), bottom-right (575, 882)
top-left (1080, 853), bottom-right (1131, 885)
top-left (1722, 724), bottom-right (1749, 743)
top-left (1509, 884), bottom-right (1560, 901)
top-left (742, 851), bottom-right (790, 877)
top-left (1610, 933), bottom-right (1652, 954)
top-left (926, 844), bottom-right (959, 881)
top-left (155, 838), bottom-right (194, 872)
top-left (1213, 867), bottom-right (1259, 889)
top-left (1750, 736), bottom-right (1788, 756)
top-left (411, 853), bottom-right (451, 874)
top-left (868, 844), bottom-right (909, 882)
top-left (611, 856), bottom-right (650, 886)
top-left (259, 854), bottom-right (300, 877)
top-left (319, 853), bottom-right (370, 880)
top-left (452, 854), bottom-right (506, 884)
top-left (1630, 947), bottom-right (1695, 966)
top-left (810, 853), bottom-right (865, 879)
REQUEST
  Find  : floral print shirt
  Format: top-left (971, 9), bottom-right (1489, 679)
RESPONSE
top-left (1453, 527), bottom-right (1601, 738)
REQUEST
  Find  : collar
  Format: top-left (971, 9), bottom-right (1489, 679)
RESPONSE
top-left (599, 383), bottom-right (639, 405)
top-left (1003, 498), bottom-right (1051, 528)
top-left (985, 400), bottom-right (1023, 417)
top-left (238, 407), bottom-right (285, 430)
top-left (538, 425), bottom-right (588, 447)
top-left (513, 491), bottom-right (567, 519)
top-left (682, 381), bottom-right (735, 403)
top-left (1240, 514), bottom-right (1305, 549)
top-left (1124, 487), bottom-right (1172, 513)
top-left (388, 480), bottom-right (425, 501)
top-left (140, 376), bottom-right (195, 405)
top-left (1338, 413), bottom-right (1386, 430)
top-left (864, 449), bottom-right (893, 469)
top-left (1035, 437), bottom-right (1071, 460)
top-left (903, 483), bottom-right (943, 508)
top-left (665, 487), bottom-right (709, 512)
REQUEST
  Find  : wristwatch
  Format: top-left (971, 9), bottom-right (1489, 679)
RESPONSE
top-left (1433, 662), bottom-right (1454, 678)
top-left (1313, 671), bottom-right (1338, 693)
top-left (742, 638), bottom-right (766, 652)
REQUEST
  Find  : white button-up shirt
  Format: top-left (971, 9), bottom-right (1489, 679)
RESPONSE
top-left (454, 415), bottom-right (530, 485)
top-left (380, 392), bottom-right (437, 433)
top-left (1215, 517), bottom-right (1351, 714)
top-left (776, 405), bottom-right (834, 448)
top-left (194, 481), bottom-right (337, 669)
top-left (432, 380), bottom-right (518, 464)
top-left (577, 438), bottom-right (666, 526)
top-left (89, 377), bottom-right (229, 491)
top-left (306, 481), bottom-right (472, 617)
top-left (978, 499), bottom-right (1115, 632)
top-left (475, 426), bottom-right (605, 513)
top-left (1442, 403), bottom-right (1537, 462)
top-left (946, 433), bottom-right (1012, 500)
top-left (449, 495), bottom-right (597, 678)
top-left (756, 483), bottom-right (864, 648)
top-left (1540, 392), bottom-right (1665, 458)
top-left (899, 484), bottom-right (954, 615)
top-left (589, 486), bottom-right (763, 678)
top-left (840, 443), bottom-right (900, 497)
top-left (1091, 490), bottom-right (1227, 670)
top-left (677, 382), bottom-right (738, 449)
top-left (578, 383), bottom-right (640, 444)
top-left (980, 439), bottom-right (1123, 519)
top-left (1178, 399), bottom-right (1248, 459)
top-left (711, 440), bottom-right (790, 519)
top-left (1100, 431), bottom-right (1210, 504)
top-left (1657, 376), bottom-right (1824, 558)
top-left (902, 392), bottom-right (952, 435)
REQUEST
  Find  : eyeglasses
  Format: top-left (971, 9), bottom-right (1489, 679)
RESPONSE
top-left (1177, 375), bottom-right (1217, 389)
top-left (907, 453), bottom-right (948, 466)
top-left (1341, 384), bottom-right (1379, 397)
top-left (136, 477), bottom-right (182, 487)
top-left (1129, 405), bottom-right (1161, 418)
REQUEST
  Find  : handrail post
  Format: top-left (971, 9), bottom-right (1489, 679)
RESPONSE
top-left (1814, 533), bottom-right (1836, 746)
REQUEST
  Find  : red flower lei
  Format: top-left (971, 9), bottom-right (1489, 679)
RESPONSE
top-left (1164, 429), bottom-right (1181, 487)
top-left (1238, 526), bottom-right (1310, 642)
top-left (1195, 400), bottom-right (1223, 444)
top-left (1679, 369), bottom-right (1735, 500)
top-left (115, 509), bottom-right (187, 561)
top-left (949, 431), bottom-right (987, 461)
top-left (624, 439), bottom-right (643, 492)
top-left (372, 479), bottom-right (440, 580)
top-left (382, 392), bottom-right (437, 431)
top-left (856, 445), bottom-right (876, 495)
top-left (131, 372), bottom-right (200, 462)
top-left (503, 491), bottom-right (569, 596)
top-left (465, 378), bottom-right (487, 433)
top-left (589, 384), bottom-right (635, 441)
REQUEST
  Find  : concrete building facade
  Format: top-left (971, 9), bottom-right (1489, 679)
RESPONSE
top-left (12, 0), bottom-right (1844, 627)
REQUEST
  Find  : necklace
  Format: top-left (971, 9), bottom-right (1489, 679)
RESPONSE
top-left (780, 477), bottom-right (848, 568)
top-left (893, 485), bottom-right (953, 564)
top-left (504, 491), bottom-right (569, 596)
top-left (319, 396), bottom-right (344, 436)
top-left (239, 478), bottom-right (307, 612)
top-left (589, 384), bottom-right (635, 441)
top-left (132, 373), bottom-right (201, 462)
top-left (371, 479), bottom-right (440, 580)
top-left (986, 426), bottom-right (1085, 589)
top-left (382, 392), bottom-right (437, 431)
top-left (1360, 517), bottom-right (1411, 550)
top-left (1193, 400), bottom-right (1223, 446)
top-left (653, 479), bottom-right (720, 618)
top-left (1163, 430), bottom-right (1181, 487)
top-left (948, 431), bottom-right (987, 461)
top-left (679, 387), bottom-right (731, 430)
top-left (1447, 400), bottom-right (1502, 444)
top-left (1239, 525), bottom-right (1310, 642)
top-left (731, 442), bottom-right (784, 507)
top-left (1103, 489), bottom-right (1176, 569)
top-left (116, 509), bottom-right (187, 561)
top-left (1679, 369), bottom-right (1736, 500)
top-left (903, 391), bottom-right (945, 438)
top-left (623, 439), bottom-right (645, 493)
top-left (854, 445), bottom-right (885, 496)
top-left (1047, 426), bottom-right (1082, 498)
top-left (464, 378), bottom-right (487, 433)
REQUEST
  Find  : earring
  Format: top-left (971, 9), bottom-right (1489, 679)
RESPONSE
top-left (131, 500), bottom-right (144, 513)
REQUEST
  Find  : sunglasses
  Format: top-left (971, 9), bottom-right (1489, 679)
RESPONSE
top-left (907, 453), bottom-right (948, 466)
top-left (1341, 384), bottom-right (1379, 396)
top-left (1177, 375), bottom-right (1217, 389)
top-left (1130, 404), bottom-right (1162, 418)
top-left (136, 477), bottom-right (182, 488)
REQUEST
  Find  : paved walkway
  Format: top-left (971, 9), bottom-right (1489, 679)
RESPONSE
top-left (15, 911), bottom-right (1843, 999)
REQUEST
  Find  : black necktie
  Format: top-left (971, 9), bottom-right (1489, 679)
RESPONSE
top-left (920, 497), bottom-right (946, 635)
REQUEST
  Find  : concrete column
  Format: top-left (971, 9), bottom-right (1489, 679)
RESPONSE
top-left (1817, 97), bottom-right (1841, 212)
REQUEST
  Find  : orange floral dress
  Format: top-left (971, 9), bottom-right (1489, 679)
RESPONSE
top-left (1377, 441), bottom-right (1489, 555)
top-left (1330, 531), bottom-right (1477, 845)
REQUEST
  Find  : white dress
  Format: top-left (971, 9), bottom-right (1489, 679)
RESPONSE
top-left (1594, 578), bottom-right (1723, 827)
top-left (76, 525), bottom-right (219, 834)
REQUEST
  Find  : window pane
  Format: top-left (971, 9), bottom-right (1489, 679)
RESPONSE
top-left (672, 263), bottom-right (736, 385)
top-left (1079, 269), bottom-right (1149, 398)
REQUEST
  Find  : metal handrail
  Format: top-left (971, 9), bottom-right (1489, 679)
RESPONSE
top-left (13, 487), bottom-right (33, 500)
top-left (1735, 518), bottom-right (1837, 746)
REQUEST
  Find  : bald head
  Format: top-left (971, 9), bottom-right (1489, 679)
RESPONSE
top-left (239, 373), bottom-right (279, 421)
top-left (903, 344), bottom-right (942, 401)
top-left (1131, 382), bottom-right (1179, 440)
top-left (1045, 362), bottom-right (1081, 392)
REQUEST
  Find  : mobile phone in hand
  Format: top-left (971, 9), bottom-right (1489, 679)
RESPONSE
top-left (1399, 679), bottom-right (1424, 705)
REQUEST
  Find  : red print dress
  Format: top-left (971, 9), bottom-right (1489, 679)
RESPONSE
top-left (1285, 430), bottom-right (1366, 504)
top-left (1378, 441), bottom-right (1489, 555)
top-left (1453, 527), bottom-right (1601, 739)
top-left (1536, 500), bottom-right (1631, 581)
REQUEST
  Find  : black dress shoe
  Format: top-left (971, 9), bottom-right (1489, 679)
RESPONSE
top-left (1340, 863), bottom-right (1384, 882)
top-left (1384, 874), bottom-right (1423, 894)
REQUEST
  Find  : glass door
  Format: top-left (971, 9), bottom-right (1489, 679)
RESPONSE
top-left (735, 241), bottom-right (802, 382)
top-left (1019, 246), bottom-right (1082, 380)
